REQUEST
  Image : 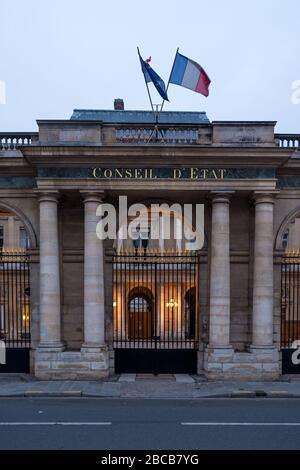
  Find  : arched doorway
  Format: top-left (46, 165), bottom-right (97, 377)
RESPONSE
top-left (127, 287), bottom-right (154, 339)
top-left (0, 208), bottom-right (32, 373)
top-left (113, 202), bottom-right (201, 374)
top-left (185, 287), bottom-right (196, 339)
top-left (278, 210), bottom-right (300, 373)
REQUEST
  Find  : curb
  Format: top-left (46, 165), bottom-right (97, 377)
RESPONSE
top-left (0, 390), bottom-right (300, 399)
top-left (24, 390), bottom-right (82, 398)
top-left (230, 391), bottom-right (256, 398)
top-left (266, 391), bottom-right (295, 398)
top-left (0, 392), bottom-right (26, 398)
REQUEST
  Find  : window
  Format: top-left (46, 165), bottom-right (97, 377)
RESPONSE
top-left (132, 225), bottom-right (149, 250)
top-left (19, 227), bottom-right (29, 249)
top-left (129, 296), bottom-right (149, 313)
top-left (0, 226), bottom-right (3, 248)
top-left (282, 230), bottom-right (289, 250)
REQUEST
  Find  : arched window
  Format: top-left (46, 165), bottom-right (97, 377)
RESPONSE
top-left (129, 295), bottom-right (149, 313)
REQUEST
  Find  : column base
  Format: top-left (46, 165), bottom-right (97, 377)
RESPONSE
top-left (34, 344), bottom-right (109, 380)
top-left (204, 344), bottom-right (279, 380)
top-left (249, 345), bottom-right (279, 363)
top-left (81, 343), bottom-right (108, 354)
top-left (36, 342), bottom-right (65, 353)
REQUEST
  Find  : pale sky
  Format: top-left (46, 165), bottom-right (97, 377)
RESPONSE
top-left (1, 0), bottom-right (299, 132)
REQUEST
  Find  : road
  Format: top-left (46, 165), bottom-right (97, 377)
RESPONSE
top-left (0, 398), bottom-right (299, 449)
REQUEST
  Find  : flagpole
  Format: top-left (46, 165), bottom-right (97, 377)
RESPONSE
top-left (137, 47), bottom-right (155, 114)
top-left (159, 47), bottom-right (179, 115)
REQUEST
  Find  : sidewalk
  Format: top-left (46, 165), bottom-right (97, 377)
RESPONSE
top-left (1, 374), bottom-right (300, 398)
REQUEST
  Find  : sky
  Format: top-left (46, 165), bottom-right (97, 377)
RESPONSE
top-left (0, 0), bottom-right (299, 132)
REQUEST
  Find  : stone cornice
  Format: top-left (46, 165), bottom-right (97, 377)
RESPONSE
top-left (20, 145), bottom-right (293, 168)
top-left (0, 157), bottom-right (35, 176)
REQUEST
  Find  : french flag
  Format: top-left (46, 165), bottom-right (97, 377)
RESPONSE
top-left (169, 51), bottom-right (211, 97)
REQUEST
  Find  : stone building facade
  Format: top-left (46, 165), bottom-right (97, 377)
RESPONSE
top-left (0, 106), bottom-right (300, 380)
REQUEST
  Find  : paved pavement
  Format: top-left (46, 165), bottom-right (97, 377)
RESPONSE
top-left (1, 373), bottom-right (300, 398)
top-left (0, 397), bottom-right (300, 449)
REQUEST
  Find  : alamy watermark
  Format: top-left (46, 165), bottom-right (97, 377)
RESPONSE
top-left (291, 80), bottom-right (300, 105)
top-left (95, 196), bottom-right (204, 251)
top-left (291, 340), bottom-right (300, 365)
top-left (0, 80), bottom-right (6, 105)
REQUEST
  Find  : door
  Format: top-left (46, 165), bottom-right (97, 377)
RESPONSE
top-left (128, 289), bottom-right (153, 339)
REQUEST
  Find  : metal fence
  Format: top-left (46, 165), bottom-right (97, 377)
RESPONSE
top-left (281, 252), bottom-right (300, 373)
top-left (112, 250), bottom-right (199, 373)
top-left (0, 248), bottom-right (31, 348)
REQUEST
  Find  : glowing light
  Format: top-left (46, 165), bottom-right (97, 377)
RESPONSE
top-left (166, 298), bottom-right (178, 308)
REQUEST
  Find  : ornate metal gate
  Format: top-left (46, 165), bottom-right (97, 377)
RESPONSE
top-left (0, 248), bottom-right (31, 373)
top-left (281, 251), bottom-right (300, 374)
top-left (112, 250), bottom-right (199, 374)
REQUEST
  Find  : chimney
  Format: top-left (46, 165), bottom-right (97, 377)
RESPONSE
top-left (114, 98), bottom-right (124, 110)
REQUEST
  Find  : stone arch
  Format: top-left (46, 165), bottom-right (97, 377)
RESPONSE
top-left (0, 200), bottom-right (38, 249)
top-left (113, 197), bottom-right (208, 251)
top-left (274, 205), bottom-right (300, 250)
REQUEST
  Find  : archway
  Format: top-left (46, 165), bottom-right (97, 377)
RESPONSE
top-left (127, 287), bottom-right (154, 339)
top-left (276, 208), bottom-right (300, 373)
top-left (0, 204), bottom-right (33, 372)
top-left (185, 287), bottom-right (196, 339)
top-left (114, 199), bottom-right (207, 253)
top-left (0, 201), bottom-right (37, 249)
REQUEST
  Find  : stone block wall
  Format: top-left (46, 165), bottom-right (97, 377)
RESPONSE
top-left (60, 195), bottom-right (84, 350)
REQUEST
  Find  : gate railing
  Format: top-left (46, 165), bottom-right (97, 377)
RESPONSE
top-left (281, 250), bottom-right (300, 348)
top-left (112, 249), bottom-right (199, 350)
top-left (0, 248), bottom-right (31, 348)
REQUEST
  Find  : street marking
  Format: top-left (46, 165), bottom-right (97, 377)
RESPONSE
top-left (0, 422), bottom-right (112, 426)
top-left (182, 422), bottom-right (300, 426)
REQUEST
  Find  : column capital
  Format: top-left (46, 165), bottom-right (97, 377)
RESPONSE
top-left (252, 191), bottom-right (279, 205)
top-left (210, 190), bottom-right (235, 204)
top-left (80, 190), bottom-right (105, 204)
top-left (34, 190), bottom-right (60, 204)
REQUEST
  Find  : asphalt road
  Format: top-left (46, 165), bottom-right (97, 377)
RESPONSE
top-left (0, 398), bottom-right (299, 449)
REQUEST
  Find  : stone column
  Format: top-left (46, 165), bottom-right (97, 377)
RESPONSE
top-left (81, 192), bottom-right (106, 352)
top-left (38, 192), bottom-right (64, 350)
top-left (251, 193), bottom-right (275, 348)
top-left (208, 192), bottom-right (233, 349)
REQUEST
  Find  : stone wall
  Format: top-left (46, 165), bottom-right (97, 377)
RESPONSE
top-left (60, 195), bottom-right (84, 350)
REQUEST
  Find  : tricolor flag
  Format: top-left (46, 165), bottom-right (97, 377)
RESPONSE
top-left (169, 51), bottom-right (211, 97)
top-left (138, 50), bottom-right (169, 101)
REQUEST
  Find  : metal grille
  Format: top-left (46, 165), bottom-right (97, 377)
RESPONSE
top-left (0, 248), bottom-right (31, 348)
top-left (281, 252), bottom-right (300, 348)
top-left (112, 250), bottom-right (199, 350)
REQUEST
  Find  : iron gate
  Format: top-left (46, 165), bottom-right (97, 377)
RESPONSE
top-left (112, 250), bottom-right (199, 374)
top-left (281, 252), bottom-right (300, 374)
top-left (0, 248), bottom-right (31, 373)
